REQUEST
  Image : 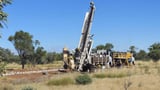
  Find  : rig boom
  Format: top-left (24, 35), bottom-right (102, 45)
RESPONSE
top-left (78, 2), bottom-right (95, 71)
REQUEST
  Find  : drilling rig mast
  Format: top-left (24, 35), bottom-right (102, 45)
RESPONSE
top-left (63, 2), bottom-right (96, 72)
top-left (77, 2), bottom-right (95, 71)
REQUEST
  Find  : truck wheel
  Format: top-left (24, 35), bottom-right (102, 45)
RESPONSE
top-left (63, 64), bottom-right (68, 69)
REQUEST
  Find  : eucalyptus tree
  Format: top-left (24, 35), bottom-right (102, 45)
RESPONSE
top-left (8, 30), bottom-right (34, 69)
top-left (9, 30), bottom-right (47, 68)
top-left (104, 43), bottom-right (114, 50)
top-left (148, 43), bottom-right (160, 62)
top-left (0, 0), bottom-right (12, 37)
top-left (136, 50), bottom-right (148, 60)
top-left (129, 45), bottom-right (137, 57)
top-left (96, 44), bottom-right (105, 50)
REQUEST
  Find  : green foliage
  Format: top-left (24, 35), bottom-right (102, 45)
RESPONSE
top-left (47, 77), bottom-right (74, 86)
top-left (136, 50), bottom-right (149, 60)
top-left (96, 43), bottom-right (114, 50)
top-left (75, 74), bottom-right (92, 85)
top-left (93, 73), bottom-right (107, 79)
top-left (148, 50), bottom-right (160, 62)
top-left (148, 43), bottom-right (160, 51)
top-left (21, 86), bottom-right (36, 90)
top-left (8, 30), bottom-right (46, 68)
top-left (29, 47), bottom-right (46, 65)
top-left (29, 40), bottom-right (46, 65)
top-left (51, 52), bottom-right (62, 61)
top-left (104, 43), bottom-right (114, 50)
top-left (0, 47), bottom-right (18, 63)
top-left (45, 52), bottom-right (54, 63)
top-left (96, 44), bottom-right (105, 50)
top-left (9, 55), bottom-right (20, 64)
top-left (0, 0), bottom-right (12, 29)
top-left (45, 52), bottom-right (62, 63)
top-left (148, 43), bottom-right (160, 62)
top-left (8, 30), bottom-right (34, 69)
top-left (129, 45), bottom-right (137, 57)
top-left (0, 62), bottom-right (6, 76)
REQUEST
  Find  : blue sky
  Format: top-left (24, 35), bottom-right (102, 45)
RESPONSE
top-left (0, 0), bottom-right (160, 53)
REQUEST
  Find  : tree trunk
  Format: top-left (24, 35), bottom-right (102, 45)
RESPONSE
top-left (21, 58), bottom-right (25, 69)
top-left (22, 63), bottom-right (25, 69)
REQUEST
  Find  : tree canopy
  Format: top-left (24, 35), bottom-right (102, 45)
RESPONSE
top-left (0, 47), bottom-right (14, 62)
top-left (96, 44), bottom-right (105, 50)
top-left (129, 45), bottom-right (137, 57)
top-left (29, 46), bottom-right (46, 66)
top-left (135, 50), bottom-right (148, 60)
top-left (96, 43), bottom-right (114, 50)
top-left (104, 43), bottom-right (114, 50)
top-left (0, 0), bottom-right (12, 30)
top-left (8, 30), bottom-right (33, 69)
top-left (148, 43), bottom-right (160, 62)
top-left (45, 52), bottom-right (63, 64)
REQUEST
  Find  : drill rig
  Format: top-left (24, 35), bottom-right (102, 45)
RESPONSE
top-left (63, 2), bottom-right (95, 72)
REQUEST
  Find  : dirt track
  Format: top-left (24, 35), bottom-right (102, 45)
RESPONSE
top-left (1, 69), bottom-right (65, 84)
top-left (3, 69), bottom-right (59, 76)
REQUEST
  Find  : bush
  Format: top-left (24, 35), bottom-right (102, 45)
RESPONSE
top-left (47, 77), bottom-right (74, 86)
top-left (0, 62), bottom-right (6, 76)
top-left (21, 86), bottom-right (36, 90)
top-left (93, 73), bottom-right (107, 79)
top-left (75, 74), bottom-right (92, 85)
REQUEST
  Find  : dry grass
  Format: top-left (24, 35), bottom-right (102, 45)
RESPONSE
top-left (5, 61), bottom-right (63, 71)
top-left (5, 63), bottom-right (22, 70)
top-left (0, 84), bottom-right (14, 90)
top-left (1, 61), bottom-right (160, 90)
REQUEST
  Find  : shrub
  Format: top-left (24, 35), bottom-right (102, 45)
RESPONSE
top-left (75, 74), bottom-right (92, 85)
top-left (47, 77), bottom-right (74, 86)
top-left (0, 62), bottom-right (6, 76)
top-left (21, 86), bottom-right (36, 90)
top-left (93, 73), bottom-right (107, 79)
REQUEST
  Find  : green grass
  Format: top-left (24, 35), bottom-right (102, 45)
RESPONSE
top-left (93, 73), bottom-right (107, 79)
top-left (47, 77), bottom-right (74, 86)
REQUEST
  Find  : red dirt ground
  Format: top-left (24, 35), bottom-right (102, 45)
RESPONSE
top-left (4, 69), bottom-right (63, 84)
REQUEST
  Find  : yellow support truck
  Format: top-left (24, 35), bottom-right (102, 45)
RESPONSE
top-left (112, 52), bottom-right (133, 67)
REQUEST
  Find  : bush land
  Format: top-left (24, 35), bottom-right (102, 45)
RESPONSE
top-left (0, 61), bottom-right (160, 90)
